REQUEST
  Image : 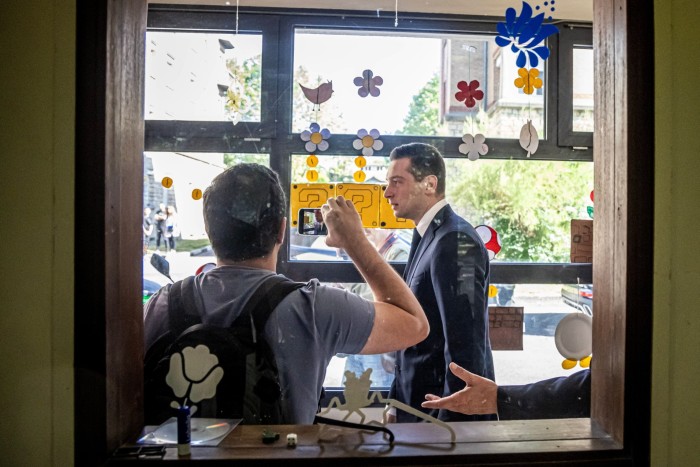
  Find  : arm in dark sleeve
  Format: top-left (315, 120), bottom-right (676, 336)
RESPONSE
top-left (497, 369), bottom-right (591, 420)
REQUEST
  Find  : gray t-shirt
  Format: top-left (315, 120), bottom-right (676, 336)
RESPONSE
top-left (144, 265), bottom-right (375, 424)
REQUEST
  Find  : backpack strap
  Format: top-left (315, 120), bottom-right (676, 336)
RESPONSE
top-left (232, 275), bottom-right (305, 338)
top-left (167, 276), bottom-right (200, 334)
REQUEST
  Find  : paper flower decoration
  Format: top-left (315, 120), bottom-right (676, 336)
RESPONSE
top-left (495, 1), bottom-right (559, 68)
top-left (519, 120), bottom-right (540, 156)
top-left (352, 129), bottom-right (384, 157)
top-left (353, 69), bottom-right (383, 97)
top-left (301, 122), bottom-right (331, 152)
top-left (455, 80), bottom-right (484, 108)
top-left (514, 68), bottom-right (543, 95)
top-left (166, 345), bottom-right (224, 407)
top-left (458, 133), bottom-right (489, 161)
top-left (476, 225), bottom-right (502, 260)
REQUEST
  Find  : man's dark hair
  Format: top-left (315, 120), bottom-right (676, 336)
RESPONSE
top-left (203, 163), bottom-right (286, 262)
top-left (389, 143), bottom-right (446, 195)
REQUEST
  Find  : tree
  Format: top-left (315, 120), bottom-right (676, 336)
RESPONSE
top-left (448, 159), bottom-right (593, 262)
top-left (397, 74), bottom-right (442, 136)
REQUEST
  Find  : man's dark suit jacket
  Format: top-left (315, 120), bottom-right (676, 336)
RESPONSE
top-left (497, 369), bottom-right (591, 419)
top-left (390, 205), bottom-right (495, 422)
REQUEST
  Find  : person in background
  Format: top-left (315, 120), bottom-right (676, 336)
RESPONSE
top-left (143, 163), bottom-right (429, 424)
top-left (153, 203), bottom-right (167, 252)
top-left (142, 206), bottom-right (153, 254)
top-left (383, 142), bottom-right (495, 423)
top-left (422, 362), bottom-right (591, 420)
top-left (164, 205), bottom-right (179, 253)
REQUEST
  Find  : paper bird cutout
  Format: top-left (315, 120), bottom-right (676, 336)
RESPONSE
top-left (458, 133), bottom-right (489, 161)
top-left (299, 81), bottom-right (334, 110)
top-left (519, 120), bottom-right (539, 156)
top-left (353, 69), bottom-right (383, 97)
top-left (455, 80), bottom-right (484, 108)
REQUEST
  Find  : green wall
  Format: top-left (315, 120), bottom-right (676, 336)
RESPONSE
top-left (652, 0), bottom-right (700, 464)
top-left (0, 1), bottom-right (75, 465)
top-left (0, 0), bottom-right (698, 464)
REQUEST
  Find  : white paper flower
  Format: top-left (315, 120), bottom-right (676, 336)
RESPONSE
top-left (166, 345), bottom-right (224, 405)
top-left (458, 133), bottom-right (489, 161)
top-left (300, 122), bottom-right (331, 152)
top-left (352, 128), bottom-right (384, 157)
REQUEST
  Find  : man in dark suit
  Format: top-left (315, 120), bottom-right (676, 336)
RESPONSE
top-left (384, 143), bottom-right (495, 422)
top-left (422, 362), bottom-right (591, 420)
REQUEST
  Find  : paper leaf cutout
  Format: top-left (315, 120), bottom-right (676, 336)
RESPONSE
top-left (352, 128), bottom-right (383, 157)
top-left (514, 68), bottom-right (543, 94)
top-left (458, 133), bottom-right (489, 161)
top-left (455, 80), bottom-right (484, 108)
top-left (300, 122), bottom-right (331, 152)
top-left (519, 120), bottom-right (539, 156)
top-left (476, 225), bottom-right (502, 260)
top-left (353, 69), bottom-right (383, 97)
top-left (495, 1), bottom-right (559, 68)
top-left (298, 81), bottom-right (334, 110)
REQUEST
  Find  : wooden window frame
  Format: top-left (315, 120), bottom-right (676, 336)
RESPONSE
top-left (75, 0), bottom-right (653, 464)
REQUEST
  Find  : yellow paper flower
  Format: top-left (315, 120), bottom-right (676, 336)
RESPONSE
top-left (514, 68), bottom-right (543, 95)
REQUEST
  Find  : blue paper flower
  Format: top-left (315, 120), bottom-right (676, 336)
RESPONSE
top-left (496, 2), bottom-right (559, 68)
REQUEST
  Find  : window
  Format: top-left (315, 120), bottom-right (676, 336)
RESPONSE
top-left (77, 1), bottom-right (654, 464)
top-left (557, 25), bottom-right (594, 147)
top-left (144, 6), bottom-right (594, 397)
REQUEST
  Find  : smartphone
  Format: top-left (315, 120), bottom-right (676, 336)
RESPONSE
top-left (298, 208), bottom-right (328, 235)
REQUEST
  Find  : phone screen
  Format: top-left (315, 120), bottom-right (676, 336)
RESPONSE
top-left (298, 208), bottom-right (328, 235)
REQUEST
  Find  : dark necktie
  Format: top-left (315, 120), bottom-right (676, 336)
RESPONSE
top-left (403, 228), bottom-right (421, 280)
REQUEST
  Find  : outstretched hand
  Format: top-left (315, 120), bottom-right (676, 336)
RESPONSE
top-left (421, 362), bottom-right (498, 415)
top-left (321, 196), bottom-right (365, 250)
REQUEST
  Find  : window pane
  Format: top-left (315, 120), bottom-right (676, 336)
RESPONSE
top-left (572, 47), bottom-right (594, 132)
top-left (142, 152), bottom-right (269, 297)
top-left (491, 284), bottom-right (591, 386)
top-left (292, 31), bottom-right (545, 138)
top-left (444, 158), bottom-right (593, 263)
top-left (288, 154), bottom-right (593, 263)
top-left (145, 32), bottom-right (262, 121)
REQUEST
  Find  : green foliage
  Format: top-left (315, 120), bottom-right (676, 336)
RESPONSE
top-left (397, 74), bottom-right (441, 136)
top-left (223, 153), bottom-right (269, 167)
top-left (226, 56), bottom-right (262, 121)
top-left (448, 159), bottom-right (593, 262)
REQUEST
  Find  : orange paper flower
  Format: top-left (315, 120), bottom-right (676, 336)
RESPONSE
top-left (514, 68), bottom-right (543, 95)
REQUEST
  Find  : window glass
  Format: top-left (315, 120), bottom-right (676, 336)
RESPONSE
top-left (292, 30), bottom-right (545, 138)
top-left (142, 152), bottom-right (269, 297)
top-left (572, 47), bottom-right (594, 132)
top-left (145, 32), bottom-right (262, 121)
top-left (322, 283), bottom-right (587, 388)
top-left (490, 283), bottom-right (590, 385)
top-left (288, 154), bottom-right (593, 263)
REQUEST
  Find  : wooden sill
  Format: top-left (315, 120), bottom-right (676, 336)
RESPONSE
top-left (109, 419), bottom-right (622, 464)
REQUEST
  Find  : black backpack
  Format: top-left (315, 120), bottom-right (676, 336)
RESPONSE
top-left (144, 274), bottom-right (304, 425)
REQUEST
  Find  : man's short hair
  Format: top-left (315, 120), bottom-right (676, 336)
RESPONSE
top-left (203, 163), bottom-right (286, 262)
top-left (389, 143), bottom-right (446, 195)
